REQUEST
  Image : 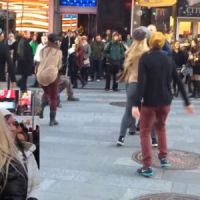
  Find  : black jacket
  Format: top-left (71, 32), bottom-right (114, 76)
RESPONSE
top-left (0, 160), bottom-right (28, 200)
top-left (17, 37), bottom-right (34, 76)
top-left (60, 36), bottom-right (75, 59)
top-left (133, 49), bottom-right (190, 107)
top-left (172, 50), bottom-right (188, 68)
top-left (0, 41), bottom-right (16, 82)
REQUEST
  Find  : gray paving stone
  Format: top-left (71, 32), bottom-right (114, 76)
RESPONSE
top-left (40, 86), bottom-right (200, 199)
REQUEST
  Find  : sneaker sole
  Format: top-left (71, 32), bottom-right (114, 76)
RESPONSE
top-left (161, 164), bottom-right (171, 168)
top-left (116, 141), bottom-right (124, 146)
top-left (137, 171), bottom-right (153, 178)
top-left (152, 144), bottom-right (158, 148)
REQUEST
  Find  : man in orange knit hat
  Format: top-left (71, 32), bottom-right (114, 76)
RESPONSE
top-left (132, 32), bottom-right (194, 177)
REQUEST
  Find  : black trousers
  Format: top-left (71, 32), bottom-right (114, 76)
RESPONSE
top-left (0, 65), bottom-right (6, 81)
top-left (105, 64), bottom-right (120, 90)
top-left (18, 75), bottom-right (28, 92)
top-left (81, 67), bottom-right (89, 83)
top-left (92, 59), bottom-right (102, 80)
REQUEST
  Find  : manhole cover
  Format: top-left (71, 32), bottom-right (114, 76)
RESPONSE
top-left (110, 101), bottom-right (126, 107)
top-left (132, 149), bottom-right (200, 170)
top-left (134, 193), bottom-right (200, 200)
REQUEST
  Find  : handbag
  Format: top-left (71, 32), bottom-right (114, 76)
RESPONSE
top-left (83, 58), bottom-right (90, 67)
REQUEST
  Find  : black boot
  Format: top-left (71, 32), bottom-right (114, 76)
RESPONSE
top-left (39, 98), bottom-right (48, 119)
top-left (49, 111), bottom-right (59, 126)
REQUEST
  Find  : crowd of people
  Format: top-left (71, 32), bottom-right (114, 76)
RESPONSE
top-left (0, 22), bottom-right (198, 188)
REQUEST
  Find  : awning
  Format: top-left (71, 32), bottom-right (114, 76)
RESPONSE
top-left (138, 0), bottom-right (177, 7)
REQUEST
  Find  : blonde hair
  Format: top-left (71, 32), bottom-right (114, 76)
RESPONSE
top-left (119, 39), bottom-right (149, 82)
top-left (124, 39), bottom-right (149, 70)
top-left (0, 111), bottom-right (25, 190)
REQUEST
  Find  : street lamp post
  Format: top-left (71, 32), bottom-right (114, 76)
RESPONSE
top-left (6, 0), bottom-right (9, 37)
top-left (130, 0), bottom-right (135, 36)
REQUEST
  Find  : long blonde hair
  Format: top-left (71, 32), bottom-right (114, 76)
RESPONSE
top-left (0, 111), bottom-right (25, 190)
top-left (124, 38), bottom-right (149, 70)
top-left (119, 39), bottom-right (149, 82)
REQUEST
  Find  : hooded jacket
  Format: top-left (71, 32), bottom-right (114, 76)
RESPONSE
top-left (17, 141), bottom-right (40, 200)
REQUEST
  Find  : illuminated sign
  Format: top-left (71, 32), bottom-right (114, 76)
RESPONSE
top-left (138, 0), bottom-right (176, 7)
top-left (60, 0), bottom-right (96, 7)
top-left (0, 0), bottom-right (49, 32)
top-left (178, 0), bottom-right (200, 17)
top-left (62, 14), bottom-right (78, 31)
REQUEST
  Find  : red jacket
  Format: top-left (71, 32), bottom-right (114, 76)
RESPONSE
top-left (75, 47), bottom-right (84, 69)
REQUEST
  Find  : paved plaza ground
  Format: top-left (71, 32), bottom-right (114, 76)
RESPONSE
top-left (38, 81), bottom-right (200, 200)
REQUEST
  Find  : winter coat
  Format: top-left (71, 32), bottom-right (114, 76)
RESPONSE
top-left (17, 37), bottom-right (34, 76)
top-left (82, 43), bottom-right (91, 60)
top-left (104, 41), bottom-right (125, 65)
top-left (8, 40), bottom-right (18, 65)
top-left (60, 36), bottom-right (75, 59)
top-left (36, 44), bottom-right (62, 86)
top-left (172, 50), bottom-right (188, 68)
top-left (0, 160), bottom-right (28, 200)
top-left (75, 47), bottom-right (85, 69)
top-left (91, 41), bottom-right (104, 60)
top-left (0, 40), bottom-right (16, 82)
top-left (17, 141), bottom-right (40, 200)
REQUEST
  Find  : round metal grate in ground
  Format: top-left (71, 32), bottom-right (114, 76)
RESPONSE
top-left (110, 101), bottom-right (126, 107)
top-left (134, 193), bottom-right (200, 200)
top-left (132, 149), bottom-right (200, 170)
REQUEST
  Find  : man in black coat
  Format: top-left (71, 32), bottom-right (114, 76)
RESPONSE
top-left (0, 30), bottom-right (16, 86)
top-left (17, 31), bottom-right (34, 92)
top-left (60, 31), bottom-right (75, 75)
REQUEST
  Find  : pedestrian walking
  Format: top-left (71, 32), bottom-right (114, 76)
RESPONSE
top-left (132, 32), bottom-right (194, 177)
top-left (36, 33), bottom-right (62, 126)
top-left (117, 27), bottom-right (149, 146)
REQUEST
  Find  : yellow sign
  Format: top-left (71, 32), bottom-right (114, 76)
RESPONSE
top-left (138, 0), bottom-right (177, 7)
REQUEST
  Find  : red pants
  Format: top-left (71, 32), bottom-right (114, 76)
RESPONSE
top-left (41, 79), bottom-right (58, 112)
top-left (140, 105), bottom-right (171, 168)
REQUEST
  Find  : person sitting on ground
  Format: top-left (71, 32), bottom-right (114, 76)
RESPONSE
top-left (0, 110), bottom-right (28, 200)
top-left (1, 109), bottom-right (40, 199)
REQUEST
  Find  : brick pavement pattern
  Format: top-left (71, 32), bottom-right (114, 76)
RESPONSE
top-left (38, 84), bottom-right (200, 200)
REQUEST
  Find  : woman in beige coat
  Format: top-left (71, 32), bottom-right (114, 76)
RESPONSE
top-left (36, 33), bottom-right (62, 126)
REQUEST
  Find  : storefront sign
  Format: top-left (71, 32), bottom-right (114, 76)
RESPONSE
top-left (138, 0), bottom-right (177, 7)
top-left (178, 0), bottom-right (200, 17)
top-left (60, 0), bottom-right (96, 7)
